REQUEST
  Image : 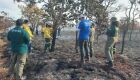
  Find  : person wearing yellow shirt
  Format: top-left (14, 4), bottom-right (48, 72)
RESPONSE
top-left (89, 23), bottom-right (95, 58)
top-left (23, 20), bottom-right (33, 40)
top-left (42, 23), bottom-right (53, 53)
top-left (22, 20), bottom-right (34, 53)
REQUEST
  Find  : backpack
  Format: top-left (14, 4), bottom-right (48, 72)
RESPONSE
top-left (106, 26), bottom-right (116, 37)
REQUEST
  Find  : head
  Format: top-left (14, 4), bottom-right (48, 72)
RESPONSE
top-left (16, 19), bottom-right (23, 27)
top-left (113, 21), bottom-right (119, 27)
top-left (24, 19), bottom-right (29, 24)
top-left (46, 21), bottom-right (53, 28)
top-left (90, 23), bottom-right (95, 28)
top-left (111, 17), bottom-right (118, 26)
top-left (79, 15), bottom-right (85, 20)
top-left (111, 17), bottom-right (117, 23)
top-left (46, 23), bottom-right (52, 28)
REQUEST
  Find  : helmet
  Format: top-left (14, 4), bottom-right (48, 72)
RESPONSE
top-left (79, 15), bottom-right (86, 19)
top-left (46, 21), bottom-right (53, 26)
top-left (24, 19), bottom-right (29, 24)
top-left (16, 19), bottom-right (23, 26)
top-left (111, 17), bottom-right (117, 22)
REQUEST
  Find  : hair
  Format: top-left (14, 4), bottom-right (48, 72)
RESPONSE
top-left (24, 20), bottom-right (29, 24)
top-left (16, 19), bottom-right (23, 26)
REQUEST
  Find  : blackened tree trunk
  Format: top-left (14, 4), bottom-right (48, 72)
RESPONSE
top-left (121, 29), bottom-right (127, 54)
top-left (121, 2), bottom-right (134, 54)
top-left (129, 20), bottom-right (134, 41)
top-left (50, 27), bottom-right (57, 52)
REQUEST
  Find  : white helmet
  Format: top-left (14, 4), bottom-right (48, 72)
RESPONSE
top-left (79, 15), bottom-right (86, 19)
top-left (46, 21), bottom-right (53, 26)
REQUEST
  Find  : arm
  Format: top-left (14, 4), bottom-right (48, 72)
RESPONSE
top-left (23, 30), bottom-right (30, 45)
top-left (7, 31), bottom-right (11, 41)
top-left (78, 21), bottom-right (82, 30)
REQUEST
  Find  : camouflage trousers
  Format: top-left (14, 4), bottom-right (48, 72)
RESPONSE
top-left (105, 37), bottom-right (115, 62)
top-left (89, 41), bottom-right (94, 58)
top-left (8, 53), bottom-right (27, 80)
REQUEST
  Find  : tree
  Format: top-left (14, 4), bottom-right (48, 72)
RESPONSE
top-left (42, 0), bottom-right (81, 51)
top-left (129, 3), bottom-right (140, 41)
top-left (19, 4), bottom-right (45, 32)
top-left (14, 0), bottom-right (122, 51)
top-left (13, 0), bottom-right (82, 51)
top-left (0, 11), bottom-right (14, 29)
top-left (121, 0), bottom-right (136, 54)
top-left (80, 0), bottom-right (121, 42)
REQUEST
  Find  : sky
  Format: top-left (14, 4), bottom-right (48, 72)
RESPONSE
top-left (0, 0), bottom-right (22, 19)
top-left (0, 0), bottom-right (136, 20)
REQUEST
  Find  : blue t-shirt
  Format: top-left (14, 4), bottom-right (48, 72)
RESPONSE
top-left (78, 19), bottom-right (91, 40)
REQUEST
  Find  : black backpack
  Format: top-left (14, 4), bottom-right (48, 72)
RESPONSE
top-left (106, 26), bottom-right (116, 37)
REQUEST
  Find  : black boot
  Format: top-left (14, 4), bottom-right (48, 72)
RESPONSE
top-left (107, 61), bottom-right (113, 67)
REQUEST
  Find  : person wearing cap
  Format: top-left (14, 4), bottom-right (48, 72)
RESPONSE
top-left (42, 23), bottom-right (53, 53)
top-left (7, 19), bottom-right (30, 80)
top-left (78, 15), bottom-right (91, 64)
top-left (22, 20), bottom-right (33, 53)
top-left (105, 17), bottom-right (119, 67)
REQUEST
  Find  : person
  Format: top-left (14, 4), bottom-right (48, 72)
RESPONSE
top-left (57, 26), bottom-right (62, 37)
top-left (105, 17), bottom-right (119, 67)
top-left (22, 20), bottom-right (33, 53)
top-left (78, 15), bottom-right (91, 64)
top-left (89, 23), bottom-right (95, 58)
top-left (75, 20), bottom-right (80, 53)
top-left (7, 19), bottom-right (30, 80)
top-left (41, 22), bottom-right (53, 53)
top-left (36, 26), bottom-right (39, 35)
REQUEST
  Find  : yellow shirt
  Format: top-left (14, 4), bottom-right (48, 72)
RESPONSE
top-left (41, 26), bottom-right (45, 33)
top-left (42, 27), bottom-right (53, 39)
top-left (89, 27), bottom-right (95, 42)
top-left (114, 27), bottom-right (119, 42)
top-left (22, 24), bottom-right (33, 40)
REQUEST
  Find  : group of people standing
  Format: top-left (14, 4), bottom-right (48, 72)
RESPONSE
top-left (6, 15), bottom-right (119, 80)
top-left (6, 19), bottom-right (53, 80)
top-left (77, 16), bottom-right (119, 67)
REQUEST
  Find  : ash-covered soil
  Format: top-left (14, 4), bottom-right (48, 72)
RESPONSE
top-left (0, 28), bottom-right (140, 80)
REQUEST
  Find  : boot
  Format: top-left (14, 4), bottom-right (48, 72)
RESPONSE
top-left (107, 61), bottom-right (113, 67)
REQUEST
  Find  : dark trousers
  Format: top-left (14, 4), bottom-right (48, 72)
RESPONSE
top-left (28, 42), bottom-right (32, 53)
top-left (45, 38), bottom-right (51, 51)
top-left (89, 41), bottom-right (94, 57)
top-left (79, 40), bottom-right (89, 62)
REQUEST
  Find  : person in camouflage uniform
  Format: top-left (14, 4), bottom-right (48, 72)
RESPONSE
top-left (105, 17), bottom-right (119, 67)
top-left (89, 23), bottom-right (95, 58)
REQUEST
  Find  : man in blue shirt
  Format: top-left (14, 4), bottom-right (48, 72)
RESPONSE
top-left (78, 15), bottom-right (91, 64)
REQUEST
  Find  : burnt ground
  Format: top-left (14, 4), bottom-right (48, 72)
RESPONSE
top-left (0, 28), bottom-right (140, 80)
